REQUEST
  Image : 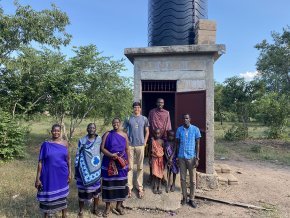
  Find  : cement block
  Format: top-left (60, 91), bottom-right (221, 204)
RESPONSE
top-left (220, 164), bottom-right (231, 173)
top-left (214, 165), bottom-right (222, 173)
top-left (196, 19), bottom-right (217, 31)
top-left (218, 176), bottom-right (228, 186)
top-left (195, 34), bottom-right (216, 45)
top-left (227, 174), bottom-right (238, 185)
top-left (196, 172), bottom-right (218, 189)
top-left (195, 30), bottom-right (216, 37)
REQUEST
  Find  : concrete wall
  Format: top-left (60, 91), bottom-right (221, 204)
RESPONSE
top-left (132, 53), bottom-right (215, 174)
top-left (125, 44), bottom-right (225, 175)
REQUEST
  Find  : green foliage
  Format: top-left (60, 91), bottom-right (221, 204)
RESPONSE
top-left (253, 92), bottom-right (289, 138)
top-left (0, 3), bottom-right (71, 59)
top-left (0, 110), bottom-right (28, 161)
top-left (250, 144), bottom-right (262, 153)
top-left (0, 2), bottom-right (71, 116)
top-left (47, 45), bottom-right (133, 139)
top-left (214, 81), bottom-right (225, 124)
top-left (0, 47), bottom-right (66, 116)
top-left (224, 123), bottom-right (248, 141)
top-left (220, 77), bottom-right (265, 135)
top-left (255, 26), bottom-right (290, 93)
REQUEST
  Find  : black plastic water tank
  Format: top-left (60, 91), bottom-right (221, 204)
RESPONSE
top-left (148, 0), bottom-right (208, 46)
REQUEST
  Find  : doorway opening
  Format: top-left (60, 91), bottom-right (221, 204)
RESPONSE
top-left (142, 92), bottom-right (175, 129)
top-left (141, 80), bottom-right (176, 129)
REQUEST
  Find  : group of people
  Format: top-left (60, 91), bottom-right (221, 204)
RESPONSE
top-left (35, 98), bottom-right (201, 217)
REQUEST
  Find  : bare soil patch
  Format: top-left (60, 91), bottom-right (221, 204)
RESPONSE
top-left (75, 158), bottom-right (290, 218)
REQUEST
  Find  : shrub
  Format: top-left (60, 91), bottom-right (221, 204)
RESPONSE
top-left (250, 144), bottom-right (262, 153)
top-left (0, 110), bottom-right (28, 161)
top-left (253, 93), bottom-right (289, 139)
top-left (224, 123), bottom-right (248, 141)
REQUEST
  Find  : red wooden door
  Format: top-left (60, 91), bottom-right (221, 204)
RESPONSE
top-left (175, 91), bottom-right (206, 172)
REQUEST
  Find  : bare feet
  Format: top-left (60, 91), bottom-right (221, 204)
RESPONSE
top-left (128, 189), bottom-right (132, 198)
top-left (138, 189), bottom-right (145, 199)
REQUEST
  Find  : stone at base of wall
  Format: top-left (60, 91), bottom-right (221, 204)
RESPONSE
top-left (196, 172), bottom-right (218, 189)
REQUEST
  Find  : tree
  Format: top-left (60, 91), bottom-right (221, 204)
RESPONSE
top-left (214, 81), bottom-right (225, 125)
top-left (222, 77), bottom-right (264, 127)
top-left (255, 26), bottom-right (290, 93)
top-left (0, 3), bottom-right (71, 60)
top-left (0, 2), bottom-right (71, 117)
top-left (254, 27), bottom-right (290, 138)
top-left (0, 47), bottom-right (66, 117)
top-left (253, 92), bottom-right (289, 138)
top-left (47, 45), bottom-right (133, 139)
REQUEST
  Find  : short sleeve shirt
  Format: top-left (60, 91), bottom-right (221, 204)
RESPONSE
top-left (123, 115), bottom-right (149, 146)
top-left (176, 124), bottom-right (201, 159)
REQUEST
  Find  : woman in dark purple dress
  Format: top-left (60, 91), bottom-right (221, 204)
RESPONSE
top-left (101, 118), bottom-right (131, 217)
top-left (35, 124), bottom-right (71, 218)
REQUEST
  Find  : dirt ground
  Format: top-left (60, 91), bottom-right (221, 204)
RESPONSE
top-left (74, 157), bottom-right (290, 218)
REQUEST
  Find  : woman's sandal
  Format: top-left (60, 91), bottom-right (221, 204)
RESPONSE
top-left (115, 207), bottom-right (125, 215)
top-left (93, 209), bottom-right (103, 217)
top-left (102, 209), bottom-right (110, 217)
top-left (78, 211), bottom-right (84, 218)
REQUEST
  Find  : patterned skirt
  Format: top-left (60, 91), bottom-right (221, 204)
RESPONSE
top-left (39, 197), bottom-right (67, 214)
top-left (101, 168), bottom-right (128, 202)
top-left (75, 167), bottom-right (101, 202)
top-left (37, 185), bottom-right (69, 214)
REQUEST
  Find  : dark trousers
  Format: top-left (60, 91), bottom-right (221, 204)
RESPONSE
top-left (179, 158), bottom-right (196, 200)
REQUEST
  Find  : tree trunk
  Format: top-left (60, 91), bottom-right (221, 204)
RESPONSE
top-left (60, 114), bottom-right (68, 141)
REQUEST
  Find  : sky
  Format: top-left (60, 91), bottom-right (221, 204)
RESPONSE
top-left (1, 0), bottom-right (290, 83)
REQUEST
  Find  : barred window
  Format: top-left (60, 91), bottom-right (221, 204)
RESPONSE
top-left (141, 80), bottom-right (176, 92)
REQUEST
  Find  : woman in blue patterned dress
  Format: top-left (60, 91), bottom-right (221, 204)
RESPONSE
top-left (75, 123), bottom-right (102, 217)
top-left (35, 124), bottom-right (71, 218)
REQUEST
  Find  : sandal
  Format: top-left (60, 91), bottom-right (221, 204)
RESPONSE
top-left (102, 209), bottom-right (110, 217)
top-left (78, 211), bottom-right (83, 218)
top-left (115, 207), bottom-right (125, 215)
top-left (93, 209), bottom-right (103, 217)
top-left (170, 185), bottom-right (176, 192)
top-left (157, 189), bottom-right (162, 194)
top-left (138, 189), bottom-right (144, 199)
top-left (165, 186), bottom-right (169, 193)
top-left (188, 200), bottom-right (197, 208)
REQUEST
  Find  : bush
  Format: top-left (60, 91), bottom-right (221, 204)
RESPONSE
top-left (224, 123), bottom-right (248, 141)
top-left (250, 144), bottom-right (262, 153)
top-left (253, 93), bottom-right (289, 139)
top-left (0, 110), bottom-right (28, 161)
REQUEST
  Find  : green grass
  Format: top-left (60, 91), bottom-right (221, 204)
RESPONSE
top-left (214, 122), bottom-right (290, 165)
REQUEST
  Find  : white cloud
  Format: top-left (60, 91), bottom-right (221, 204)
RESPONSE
top-left (239, 71), bottom-right (259, 81)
